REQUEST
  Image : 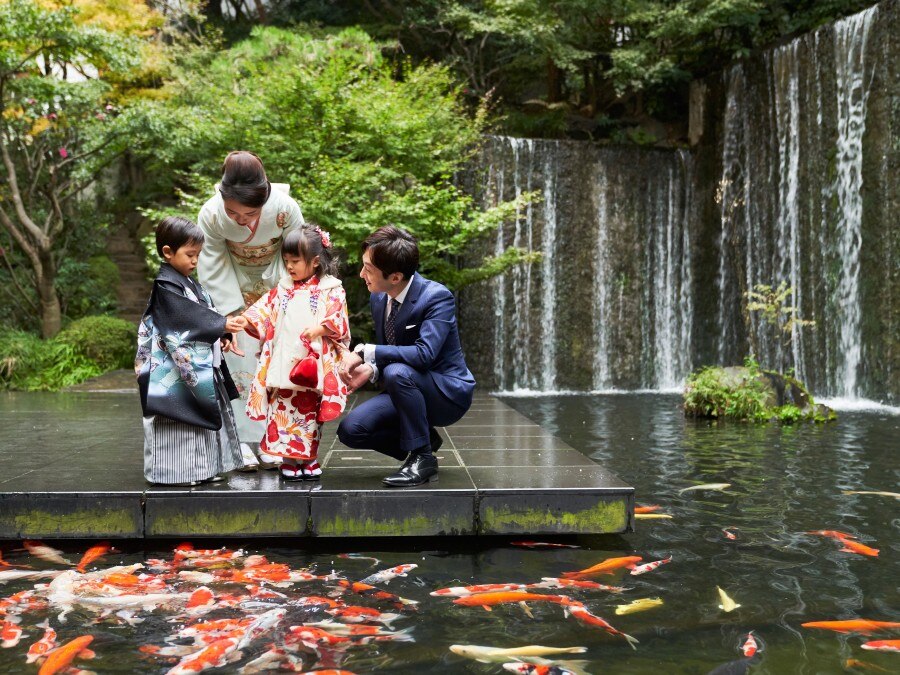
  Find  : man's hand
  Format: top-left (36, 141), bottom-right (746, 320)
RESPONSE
top-left (343, 363), bottom-right (373, 393)
top-left (339, 351), bottom-right (364, 385)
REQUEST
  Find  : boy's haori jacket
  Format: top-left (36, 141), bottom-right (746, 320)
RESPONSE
top-left (136, 263), bottom-right (239, 430)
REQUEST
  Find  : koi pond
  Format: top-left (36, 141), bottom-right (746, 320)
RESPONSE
top-left (1, 393), bottom-right (897, 674)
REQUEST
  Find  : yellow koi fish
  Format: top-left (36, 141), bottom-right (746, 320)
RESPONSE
top-left (615, 597), bottom-right (664, 615)
top-left (717, 586), bottom-right (740, 612)
top-left (635, 513), bottom-right (673, 520)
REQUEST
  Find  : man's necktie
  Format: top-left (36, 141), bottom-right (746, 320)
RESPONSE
top-left (385, 298), bottom-right (400, 345)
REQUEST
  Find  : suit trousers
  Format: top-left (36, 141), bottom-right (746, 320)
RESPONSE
top-left (337, 363), bottom-right (467, 460)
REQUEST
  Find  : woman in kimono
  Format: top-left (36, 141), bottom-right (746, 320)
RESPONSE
top-left (197, 151), bottom-right (305, 469)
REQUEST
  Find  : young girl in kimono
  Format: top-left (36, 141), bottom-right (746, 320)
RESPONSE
top-left (136, 217), bottom-right (247, 486)
top-left (237, 224), bottom-right (351, 480)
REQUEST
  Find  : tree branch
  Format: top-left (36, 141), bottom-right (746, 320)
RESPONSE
top-left (0, 202), bottom-right (43, 276)
top-left (0, 246), bottom-right (38, 313)
top-left (0, 137), bottom-right (49, 248)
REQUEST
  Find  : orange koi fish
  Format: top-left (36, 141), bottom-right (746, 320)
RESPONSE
top-left (23, 541), bottom-right (70, 567)
top-left (453, 591), bottom-right (576, 611)
top-left (294, 594), bottom-right (342, 609)
top-left (629, 556), bottom-right (672, 576)
top-left (561, 556), bottom-right (643, 579)
top-left (634, 505), bottom-right (662, 514)
top-left (806, 530), bottom-right (857, 541)
top-left (167, 636), bottom-right (239, 674)
top-left (565, 603), bottom-right (639, 648)
top-left (1, 619), bottom-right (24, 648)
top-left (37, 635), bottom-right (93, 675)
top-left (75, 543), bottom-right (114, 573)
top-left (845, 658), bottom-right (891, 671)
top-left (723, 528), bottom-right (737, 540)
top-left (532, 578), bottom-right (626, 593)
top-left (503, 664), bottom-right (577, 675)
top-left (837, 539), bottom-right (879, 557)
top-left (510, 541), bottom-right (580, 549)
top-left (186, 587), bottom-right (215, 609)
top-left (860, 640), bottom-right (900, 653)
top-left (287, 625), bottom-right (353, 647)
top-left (801, 619), bottom-right (900, 634)
top-left (25, 620), bottom-right (56, 663)
top-left (431, 583), bottom-right (531, 597)
top-left (742, 631), bottom-right (758, 657)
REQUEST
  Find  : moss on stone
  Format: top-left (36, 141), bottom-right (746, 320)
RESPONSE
top-left (482, 498), bottom-right (628, 534)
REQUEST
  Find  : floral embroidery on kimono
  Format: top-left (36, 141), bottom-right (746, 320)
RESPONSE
top-left (242, 273), bottom-right (350, 460)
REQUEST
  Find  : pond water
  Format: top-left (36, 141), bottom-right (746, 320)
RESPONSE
top-left (1, 394), bottom-right (897, 674)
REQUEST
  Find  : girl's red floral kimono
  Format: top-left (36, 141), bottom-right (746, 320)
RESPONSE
top-left (242, 273), bottom-right (350, 460)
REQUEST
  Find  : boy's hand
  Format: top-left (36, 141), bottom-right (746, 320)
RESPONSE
top-left (226, 316), bottom-right (247, 333)
top-left (221, 338), bottom-right (245, 357)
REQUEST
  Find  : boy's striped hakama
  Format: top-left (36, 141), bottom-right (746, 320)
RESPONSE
top-left (143, 374), bottom-right (244, 484)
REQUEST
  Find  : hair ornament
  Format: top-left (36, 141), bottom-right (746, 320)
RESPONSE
top-left (315, 226), bottom-right (332, 248)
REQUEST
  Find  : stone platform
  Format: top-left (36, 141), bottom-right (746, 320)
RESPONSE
top-left (0, 379), bottom-right (634, 539)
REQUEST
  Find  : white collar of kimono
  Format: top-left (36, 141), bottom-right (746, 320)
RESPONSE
top-left (278, 273), bottom-right (342, 291)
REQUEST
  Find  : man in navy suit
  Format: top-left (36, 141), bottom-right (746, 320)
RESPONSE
top-left (337, 226), bottom-right (476, 487)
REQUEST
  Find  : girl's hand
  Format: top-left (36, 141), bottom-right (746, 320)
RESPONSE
top-left (301, 325), bottom-right (325, 340)
top-left (226, 316), bottom-right (248, 333)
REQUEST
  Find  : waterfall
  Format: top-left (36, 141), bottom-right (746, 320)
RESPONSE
top-left (832, 6), bottom-right (877, 398)
top-left (540, 151), bottom-right (559, 390)
top-left (592, 162), bottom-right (612, 390)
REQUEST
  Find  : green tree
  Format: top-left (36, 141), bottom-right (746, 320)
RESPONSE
top-left (138, 25), bottom-right (536, 294)
top-left (0, 0), bottom-right (148, 336)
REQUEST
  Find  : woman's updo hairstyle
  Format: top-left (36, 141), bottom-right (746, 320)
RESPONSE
top-left (282, 224), bottom-right (339, 278)
top-left (219, 151), bottom-right (270, 208)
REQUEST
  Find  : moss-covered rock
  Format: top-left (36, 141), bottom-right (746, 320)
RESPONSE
top-left (684, 363), bottom-right (836, 423)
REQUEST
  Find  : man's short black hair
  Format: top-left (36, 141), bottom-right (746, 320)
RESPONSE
top-left (362, 225), bottom-right (419, 279)
top-left (155, 216), bottom-right (204, 258)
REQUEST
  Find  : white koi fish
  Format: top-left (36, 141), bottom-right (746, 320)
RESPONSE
top-left (0, 569), bottom-right (63, 584)
top-left (449, 644), bottom-right (588, 662)
top-left (678, 483), bottom-right (732, 495)
top-left (23, 541), bottom-right (70, 566)
top-left (236, 608), bottom-right (286, 650)
top-left (842, 490), bottom-right (900, 500)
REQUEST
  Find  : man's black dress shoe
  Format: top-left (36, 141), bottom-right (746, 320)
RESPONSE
top-left (382, 453), bottom-right (439, 487)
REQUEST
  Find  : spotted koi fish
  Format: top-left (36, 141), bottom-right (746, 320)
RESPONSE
top-left (629, 556), bottom-right (672, 576)
top-left (359, 564), bottom-right (417, 585)
top-left (742, 631), bottom-right (758, 657)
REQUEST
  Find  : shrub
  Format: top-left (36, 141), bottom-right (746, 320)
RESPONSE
top-left (57, 316), bottom-right (136, 371)
top-left (0, 328), bottom-right (103, 391)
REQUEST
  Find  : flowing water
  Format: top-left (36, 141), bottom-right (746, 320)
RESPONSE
top-left (1, 395), bottom-right (896, 674)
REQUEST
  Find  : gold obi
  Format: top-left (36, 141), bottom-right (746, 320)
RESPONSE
top-left (226, 237), bottom-right (281, 267)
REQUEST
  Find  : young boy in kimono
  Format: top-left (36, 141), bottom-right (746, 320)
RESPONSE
top-left (235, 224), bottom-right (351, 480)
top-left (136, 217), bottom-right (247, 486)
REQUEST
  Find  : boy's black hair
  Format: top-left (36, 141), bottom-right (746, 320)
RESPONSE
top-left (361, 225), bottom-right (419, 279)
top-left (219, 151), bottom-right (270, 208)
top-left (282, 224), bottom-right (339, 277)
top-left (155, 216), bottom-right (204, 257)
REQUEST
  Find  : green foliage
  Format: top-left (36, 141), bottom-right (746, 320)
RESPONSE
top-left (57, 255), bottom-right (120, 319)
top-left (0, 328), bottom-right (100, 390)
top-left (56, 315), bottom-right (136, 371)
top-left (135, 26), bottom-right (536, 293)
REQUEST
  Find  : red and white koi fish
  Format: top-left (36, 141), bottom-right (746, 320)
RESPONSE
top-left (431, 583), bottom-right (531, 597)
top-left (37, 634), bottom-right (94, 675)
top-left (502, 664), bottom-right (578, 675)
top-left (359, 564), bottom-right (417, 585)
top-left (742, 631), bottom-right (758, 657)
top-left (860, 640), bottom-right (900, 653)
top-left (139, 644), bottom-right (198, 658)
top-left (287, 625), bottom-right (353, 648)
top-left (806, 530), bottom-right (857, 540)
top-left (532, 578), bottom-right (626, 593)
top-left (0, 589), bottom-right (38, 615)
top-left (327, 605), bottom-right (402, 625)
top-left (561, 556), bottom-right (643, 579)
top-left (75, 543), bottom-right (114, 573)
top-left (166, 636), bottom-right (241, 675)
top-left (235, 608), bottom-right (286, 650)
top-left (1, 618), bottom-right (24, 648)
top-left (629, 556), bottom-right (672, 576)
top-left (302, 620), bottom-right (415, 641)
top-left (336, 580), bottom-right (419, 608)
top-left (178, 617), bottom-right (255, 639)
top-left (25, 619), bottom-right (56, 663)
top-left (186, 587), bottom-right (215, 612)
top-left (722, 528), bottom-right (738, 540)
top-left (510, 542), bottom-right (580, 549)
top-left (23, 541), bottom-right (70, 567)
top-left (565, 603), bottom-right (639, 649)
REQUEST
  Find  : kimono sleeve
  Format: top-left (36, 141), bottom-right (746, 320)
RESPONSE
top-left (197, 203), bottom-right (244, 316)
top-left (322, 286), bottom-right (351, 351)
top-left (242, 286), bottom-right (278, 341)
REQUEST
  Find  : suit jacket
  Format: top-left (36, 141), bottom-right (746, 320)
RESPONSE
top-left (372, 272), bottom-right (475, 409)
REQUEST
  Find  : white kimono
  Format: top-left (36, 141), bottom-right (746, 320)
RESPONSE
top-left (197, 183), bottom-right (304, 448)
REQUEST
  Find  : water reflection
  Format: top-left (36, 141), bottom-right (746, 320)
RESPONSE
top-left (0, 394), bottom-right (896, 674)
